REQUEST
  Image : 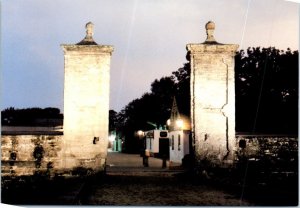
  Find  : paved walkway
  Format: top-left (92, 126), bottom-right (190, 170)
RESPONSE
top-left (2, 152), bottom-right (295, 206)
top-left (106, 152), bottom-right (182, 175)
top-left (83, 152), bottom-right (253, 206)
top-left (107, 151), bottom-right (164, 168)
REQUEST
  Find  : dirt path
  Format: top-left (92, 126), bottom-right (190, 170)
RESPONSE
top-left (85, 174), bottom-right (252, 206)
top-left (3, 152), bottom-right (295, 206)
top-left (83, 152), bottom-right (252, 206)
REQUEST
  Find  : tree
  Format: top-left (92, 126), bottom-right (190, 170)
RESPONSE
top-left (235, 47), bottom-right (298, 134)
top-left (115, 76), bottom-right (178, 153)
top-left (1, 107), bottom-right (63, 126)
top-left (150, 76), bottom-right (177, 125)
top-left (115, 47), bottom-right (298, 153)
top-left (172, 62), bottom-right (190, 117)
top-left (114, 63), bottom-right (192, 153)
top-left (109, 110), bottom-right (118, 132)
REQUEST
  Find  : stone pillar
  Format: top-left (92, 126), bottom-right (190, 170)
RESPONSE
top-left (187, 21), bottom-right (238, 166)
top-left (61, 22), bottom-right (113, 172)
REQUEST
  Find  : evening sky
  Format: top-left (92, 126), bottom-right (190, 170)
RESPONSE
top-left (1, 0), bottom-right (299, 112)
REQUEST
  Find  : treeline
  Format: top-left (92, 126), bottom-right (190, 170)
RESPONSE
top-left (2, 47), bottom-right (298, 152)
top-left (110, 62), bottom-right (190, 152)
top-left (235, 47), bottom-right (298, 134)
top-left (1, 107), bottom-right (63, 126)
top-left (110, 47), bottom-right (298, 153)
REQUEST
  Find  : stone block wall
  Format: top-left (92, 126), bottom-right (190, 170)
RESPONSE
top-left (233, 135), bottom-right (298, 187)
top-left (187, 21), bottom-right (239, 167)
top-left (234, 135), bottom-right (297, 182)
top-left (61, 45), bottom-right (113, 172)
top-left (1, 134), bottom-right (63, 177)
top-left (236, 135), bottom-right (298, 166)
top-left (187, 43), bottom-right (238, 166)
top-left (1, 23), bottom-right (113, 182)
top-left (1, 131), bottom-right (110, 179)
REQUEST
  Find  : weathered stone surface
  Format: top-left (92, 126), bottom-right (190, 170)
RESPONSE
top-left (1, 23), bottom-right (113, 180)
top-left (187, 22), bottom-right (238, 167)
top-left (236, 135), bottom-right (298, 161)
top-left (61, 24), bottom-right (113, 172)
top-left (1, 135), bottom-right (63, 176)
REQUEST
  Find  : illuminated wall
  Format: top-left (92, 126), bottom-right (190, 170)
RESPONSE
top-left (187, 21), bottom-right (238, 166)
top-left (2, 133), bottom-right (63, 177)
top-left (61, 22), bottom-right (113, 171)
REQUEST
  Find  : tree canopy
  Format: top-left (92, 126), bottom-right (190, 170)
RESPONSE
top-left (235, 47), bottom-right (298, 134)
top-left (1, 107), bottom-right (63, 126)
top-left (2, 47), bottom-right (297, 152)
top-left (112, 47), bottom-right (298, 152)
top-left (109, 62), bottom-right (191, 153)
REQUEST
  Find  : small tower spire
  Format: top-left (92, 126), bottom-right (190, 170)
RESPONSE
top-left (170, 97), bottom-right (180, 122)
top-left (169, 96), bottom-right (182, 131)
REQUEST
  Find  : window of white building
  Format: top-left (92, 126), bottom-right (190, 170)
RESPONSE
top-left (178, 134), bottom-right (181, 151)
top-left (171, 135), bottom-right (174, 150)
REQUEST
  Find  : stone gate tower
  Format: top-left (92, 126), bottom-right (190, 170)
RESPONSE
top-left (61, 22), bottom-right (113, 172)
top-left (187, 21), bottom-right (238, 166)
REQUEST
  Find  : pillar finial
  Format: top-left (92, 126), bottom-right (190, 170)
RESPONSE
top-left (77, 21), bottom-right (98, 45)
top-left (85, 22), bottom-right (94, 39)
top-left (205, 21), bottom-right (216, 43)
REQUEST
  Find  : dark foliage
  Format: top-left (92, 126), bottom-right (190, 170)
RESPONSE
top-left (2, 47), bottom-right (297, 151)
top-left (116, 47), bottom-right (298, 153)
top-left (235, 47), bottom-right (298, 134)
top-left (115, 63), bottom-right (190, 153)
top-left (1, 107), bottom-right (63, 126)
top-left (171, 62), bottom-right (191, 117)
top-left (109, 110), bottom-right (118, 132)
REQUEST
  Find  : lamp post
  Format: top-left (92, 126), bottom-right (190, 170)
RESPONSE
top-left (136, 130), bottom-right (149, 167)
top-left (167, 118), bottom-right (184, 131)
top-left (137, 130), bottom-right (144, 137)
top-left (176, 119), bottom-right (184, 130)
top-left (136, 130), bottom-right (145, 154)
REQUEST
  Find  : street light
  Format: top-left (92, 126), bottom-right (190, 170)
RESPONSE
top-left (108, 134), bottom-right (116, 142)
top-left (166, 118), bottom-right (184, 130)
top-left (176, 119), bottom-right (184, 129)
top-left (137, 130), bottom-right (144, 137)
top-left (166, 119), bottom-right (171, 126)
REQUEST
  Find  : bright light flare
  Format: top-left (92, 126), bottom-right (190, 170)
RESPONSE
top-left (166, 119), bottom-right (171, 126)
top-left (137, 130), bottom-right (144, 136)
top-left (108, 134), bottom-right (116, 142)
top-left (176, 119), bottom-right (184, 128)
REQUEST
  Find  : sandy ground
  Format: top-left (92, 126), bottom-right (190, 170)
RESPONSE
top-left (85, 175), bottom-right (252, 206)
top-left (83, 152), bottom-right (253, 206)
top-left (2, 152), bottom-right (297, 206)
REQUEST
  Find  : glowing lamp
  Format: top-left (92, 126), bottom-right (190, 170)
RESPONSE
top-left (137, 130), bottom-right (144, 137)
top-left (167, 119), bottom-right (171, 126)
top-left (176, 119), bottom-right (184, 129)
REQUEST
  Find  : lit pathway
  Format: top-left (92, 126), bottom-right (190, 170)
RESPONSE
top-left (106, 152), bottom-right (183, 176)
top-left (84, 152), bottom-right (253, 206)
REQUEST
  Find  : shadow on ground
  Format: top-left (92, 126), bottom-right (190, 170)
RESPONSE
top-left (1, 153), bottom-right (298, 206)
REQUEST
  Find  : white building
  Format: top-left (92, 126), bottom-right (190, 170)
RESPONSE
top-left (169, 130), bottom-right (190, 163)
top-left (145, 129), bottom-right (169, 157)
top-left (167, 97), bottom-right (191, 164)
